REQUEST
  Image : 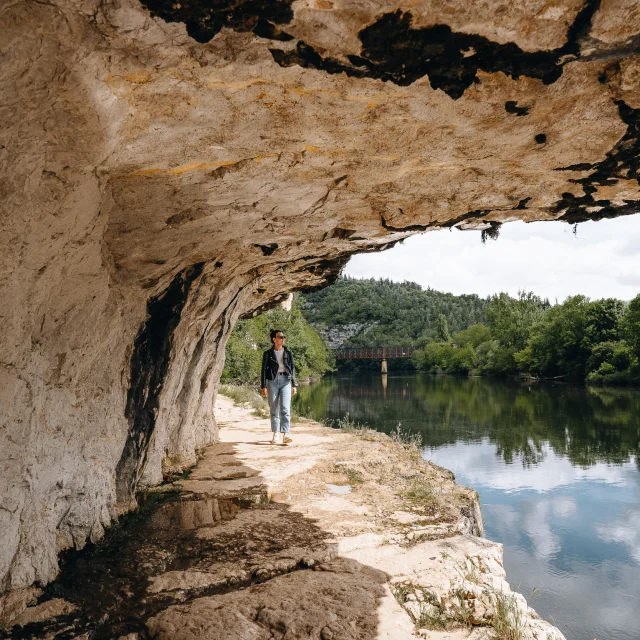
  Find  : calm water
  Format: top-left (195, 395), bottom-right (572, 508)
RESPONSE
top-left (294, 373), bottom-right (640, 640)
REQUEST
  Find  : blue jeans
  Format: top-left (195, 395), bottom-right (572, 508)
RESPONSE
top-left (266, 373), bottom-right (291, 433)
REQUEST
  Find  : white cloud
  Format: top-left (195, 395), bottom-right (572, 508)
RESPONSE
top-left (501, 546), bottom-right (640, 639)
top-left (523, 500), bottom-right (561, 559)
top-left (596, 507), bottom-right (640, 563)
top-left (424, 441), bottom-right (638, 493)
top-left (550, 497), bottom-right (577, 518)
top-left (490, 498), bottom-right (575, 559)
top-left (345, 215), bottom-right (640, 300)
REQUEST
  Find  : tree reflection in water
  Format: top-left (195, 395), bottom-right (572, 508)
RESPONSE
top-left (294, 374), bottom-right (640, 470)
top-left (295, 374), bottom-right (640, 640)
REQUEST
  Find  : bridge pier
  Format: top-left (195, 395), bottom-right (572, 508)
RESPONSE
top-left (381, 358), bottom-right (388, 373)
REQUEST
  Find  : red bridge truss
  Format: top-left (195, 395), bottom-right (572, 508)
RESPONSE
top-left (333, 346), bottom-right (417, 360)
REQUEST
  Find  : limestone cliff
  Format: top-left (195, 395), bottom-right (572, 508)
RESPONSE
top-left (1, 0), bottom-right (639, 606)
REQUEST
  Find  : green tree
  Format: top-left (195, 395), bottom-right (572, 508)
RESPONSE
top-left (485, 291), bottom-right (547, 351)
top-left (222, 297), bottom-right (334, 384)
top-left (436, 314), bottom-right (452, 342)
top-left (413, 342), bottom-right (450, 373)
top-left (517, 296), bottom-right (591, 379)
top-left (583, 298), bottom-right (625, 348)
top-left (587, 340), bottom-right (632, 373)
top-left (476, 292), bottom-right (547, 376)
top-left (301, 276), bottom-right (488, 351)
top-left (453, 324), bottom-right (491, 348)
top-left (477, 340), bottom-right (519, 376)
top-left (223, 329), bottom-right (262, 383)
top-left (413, 341), bottom-right (476, 375)
top-left (446, 345), bottom-right (477, 374)
top-left (622, 294), bottom-right (640, 355)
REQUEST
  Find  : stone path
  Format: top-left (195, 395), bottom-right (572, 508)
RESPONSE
top-left (4, 395), bottom-right (566, 640)
top-left (145, 395), bottom-right (565, 640)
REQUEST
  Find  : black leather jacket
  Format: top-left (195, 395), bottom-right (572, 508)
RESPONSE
top-left (261, 347), bottom-right (297, 388)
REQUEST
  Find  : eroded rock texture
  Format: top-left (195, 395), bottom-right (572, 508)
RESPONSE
top-left (1, 0), bottom-right (639, 603)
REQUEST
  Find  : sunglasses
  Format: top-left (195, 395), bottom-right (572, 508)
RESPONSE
top-left (275, 335), bottom-right (286, 339)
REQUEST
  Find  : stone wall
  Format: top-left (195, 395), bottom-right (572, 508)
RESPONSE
top-left (1, 0), bottom-right (639, 605)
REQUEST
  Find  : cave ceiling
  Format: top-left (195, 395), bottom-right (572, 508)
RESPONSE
top-left (86, 0), bottom-right (640, 293)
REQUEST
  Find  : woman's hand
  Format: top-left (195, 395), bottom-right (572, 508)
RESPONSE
top-left (292, 387), bottom-right (297, 396)
top-left (261, 387), bottom-right (267, 397)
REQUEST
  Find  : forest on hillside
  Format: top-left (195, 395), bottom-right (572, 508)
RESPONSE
top-left (301, 276), bottom-right (490, 347)
top-left (300, 277), bottom-right (640, 384)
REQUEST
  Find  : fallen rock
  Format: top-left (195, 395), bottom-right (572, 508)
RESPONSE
top-left (0, 586), bottom-right (42, 626)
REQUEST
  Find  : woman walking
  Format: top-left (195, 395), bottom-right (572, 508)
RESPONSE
top-left (261, 329), bottom-right (297, 445)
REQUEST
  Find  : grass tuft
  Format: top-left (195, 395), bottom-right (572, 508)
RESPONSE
top-left (390, 422), bottom-right (423, 450)
top-left (323, 412), bottom-right (368, 432)
top-left (492, 591), bottom-right (524, 640)
top-left (402, 476), bottom-right (436, 506)
top-left (344, 468), bottom-right (365, 484)
top-left (219, 384), bottom-right (269, 418)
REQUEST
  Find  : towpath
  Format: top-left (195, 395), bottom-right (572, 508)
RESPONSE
top-left (144, 395), bottom-right (564, 640)
top-left (5, 395), bottom-right (565, 640)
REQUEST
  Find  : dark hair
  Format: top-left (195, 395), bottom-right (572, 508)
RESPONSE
top-left (270, 329), bottom-right (284, 344)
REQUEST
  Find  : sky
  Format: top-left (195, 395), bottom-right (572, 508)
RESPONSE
top-left (344, 214), bottom-right (640, 301)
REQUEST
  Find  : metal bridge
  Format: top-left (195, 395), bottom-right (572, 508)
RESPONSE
top-left (333, 346), bottom-right (417, 360)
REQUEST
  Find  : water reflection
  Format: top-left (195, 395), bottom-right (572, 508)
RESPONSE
top-left (294, 373), bottom-right (640, 640)
top-left (295, 374), bottom-right (640, 469)
top-left (432, 441), bottom-right (637, 492)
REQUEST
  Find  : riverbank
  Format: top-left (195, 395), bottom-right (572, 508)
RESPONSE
top-left (3, 395), bottom-right (566, 639)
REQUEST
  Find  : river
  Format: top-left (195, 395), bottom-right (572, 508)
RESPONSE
top-left (293, 373), bottom-right (640, 640)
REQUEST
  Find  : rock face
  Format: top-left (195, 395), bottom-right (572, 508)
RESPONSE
top-left (1, 0), bottom-right (639, 602)
top-left (316, 323), bottom-right (370, 349)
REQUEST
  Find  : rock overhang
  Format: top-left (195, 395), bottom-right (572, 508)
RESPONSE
top-left (1, 0), bottom-right (640, 607)
top-left (95, 0), bottom-right (640, 293)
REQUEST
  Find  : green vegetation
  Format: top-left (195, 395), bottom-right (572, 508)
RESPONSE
top-left (301, 276), bottom-right (489, 348)
top-left (402, 476), bottom-right (436, 505)
top-left (413, 291), bottom-right (640, 385)
top-left (225, 276), bottom-right (639, 387)
top-left (414, 291), bottom-right (549, 376)
top-left (221, 298), bottom-right (334, 385)
top-left (322, 413), bottom-right (372, 434)
top-left (493, 591), bottom-right (524, 640)
top-left (390, 422), bottom-right (423, 450)
top-left (218, 384), bottom-right (269, 418)
top-left (436, 313), bottom-right (452, 342)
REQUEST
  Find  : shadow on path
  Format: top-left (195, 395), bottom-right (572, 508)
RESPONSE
top-left (5, 441), bottom-right (390, 640)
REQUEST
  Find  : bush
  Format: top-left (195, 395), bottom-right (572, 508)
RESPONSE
top-left (586, 340), bottom-right (638, 385)
top-left (413, 342), bottom-right (451, 372)
top-left (453, 323), bottom-right (491, 349)
top-left (222, 296), bottom-right (334, 385)
top-left (413, 343), bottom-right (476, 375)
top-left (476, 340), bottom-right (517, 376)
top-left (446, 345), bottom-right (477, 375)
top-left (519, 296), bottom-right (591, 379)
